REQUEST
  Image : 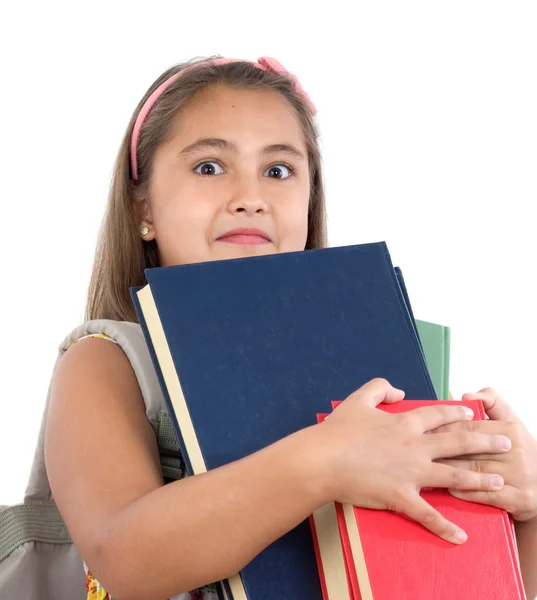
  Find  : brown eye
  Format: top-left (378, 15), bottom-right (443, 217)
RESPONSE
top-left (194, 161), bottom-right (224, 175)
top-left (264, 164), bottom-right (292, 179)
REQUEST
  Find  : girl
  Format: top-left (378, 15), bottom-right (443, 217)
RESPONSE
top-left (45, 56), bottom-right (537, 600)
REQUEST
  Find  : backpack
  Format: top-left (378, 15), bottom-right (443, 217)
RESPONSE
top-left (0, 319), bottom-right (183, 599)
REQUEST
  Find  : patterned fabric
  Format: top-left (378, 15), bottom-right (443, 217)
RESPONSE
top-left (84, 565), bottom-right (219, 600)
top-left (75, 333), bottom-right (218, 600)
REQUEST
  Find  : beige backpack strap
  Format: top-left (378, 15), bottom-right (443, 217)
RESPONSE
top-left (24, 319), bottom-right (182, 504)
top-left (1, 322), bottom-right (184, 599)
top-left (0, 502), bottom-right (72, 562)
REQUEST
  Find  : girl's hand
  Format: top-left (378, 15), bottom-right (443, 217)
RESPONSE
top-left (316, 379), bottom-right (512, 544)
top-left (432, 388), bottom-right (537, 524)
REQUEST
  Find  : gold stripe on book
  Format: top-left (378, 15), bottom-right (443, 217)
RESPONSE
top-left (312, 502), bottom-right (351, 599)
top-left (137, 285), bottom-right (248, 600)
top-left (342, 503), bottom-right (372, 600)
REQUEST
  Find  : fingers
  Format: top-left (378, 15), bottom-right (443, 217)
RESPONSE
top-left (449, 484), bottom-right (537, 523)
top-left (346, 378), bottom-right (405, 408)
top-left (397, 492), bottom-right (468, 545)
top-left (462, 388), bottom-right (519, 422)
top-left (448, 486), bottom-right (521, 518)
top-left (427, 431), bottom-right (512, 459)
top-left (427, 462), bottom-right (504, 492)
top-left (436, 458), bottom-right (507, 474)
top-left (431, 419), bottom-right (513, 436)
top-left (407, 404), bottom-right (475, 432)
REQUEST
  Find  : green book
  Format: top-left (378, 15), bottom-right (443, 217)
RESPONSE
top-left (393, 268), bottom-right (450, 400)
top-left (415, 319), bottom-right (451, 400)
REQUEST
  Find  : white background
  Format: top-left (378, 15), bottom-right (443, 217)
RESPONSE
top-left (0, 1), bottom-right (535, 505)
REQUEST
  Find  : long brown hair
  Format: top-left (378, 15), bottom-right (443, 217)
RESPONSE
top-left (85, 56), bottom-right (327, 323)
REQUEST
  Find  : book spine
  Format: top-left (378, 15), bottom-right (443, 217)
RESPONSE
top-left (132, 286), bottom-right (247, 600)
top-left (309, 415), bottom-right (355, 600)
top-left (309, 513), bottom-right (330, 600)
top-left (441, 326), bottom-right (450, 401)
top-left (381, 249), bottom-right (437, 400)
top-left (130, 287), bottom-right (194, 476)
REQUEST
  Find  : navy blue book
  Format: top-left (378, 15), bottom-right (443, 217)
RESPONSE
top-left (130, 242), bottom-right (437, 600)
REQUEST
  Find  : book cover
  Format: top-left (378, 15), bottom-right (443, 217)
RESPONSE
top-left (130, 242), bottom-right (438, 599)
top-left (415, 320), bottom-right (451, 400)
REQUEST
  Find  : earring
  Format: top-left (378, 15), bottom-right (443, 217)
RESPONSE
top-left (140, 226), bottom-right (149, 236)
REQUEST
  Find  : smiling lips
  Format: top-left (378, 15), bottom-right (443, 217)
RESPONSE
top-left (216, 228), bottom-right (272, 245)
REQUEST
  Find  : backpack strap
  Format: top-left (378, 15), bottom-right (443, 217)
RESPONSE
top-left (24, 319), bottom-right (182, 504)
top-left (0, 502), bottom-right (72, 562)
top-left (1, 320), bottom-right (182, 567)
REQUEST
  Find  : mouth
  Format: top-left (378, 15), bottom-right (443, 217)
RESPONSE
top-left (216, 228), bottom-right (272, 245)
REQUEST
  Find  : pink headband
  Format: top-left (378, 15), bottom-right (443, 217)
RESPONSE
top-left (129, 56), bottom-right (317, 181)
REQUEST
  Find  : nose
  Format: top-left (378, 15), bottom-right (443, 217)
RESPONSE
top-left (226, 175), bottom-right (270, 215)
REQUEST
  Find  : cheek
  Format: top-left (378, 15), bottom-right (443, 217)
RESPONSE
top-left (157, 190), bottom-right (215, 231)
top-left (275, 192), bottom-right (310, 246)
top-left (152, 191), bottom-right (218, 266)
top-left (152, 167), bottom-right (214, 223)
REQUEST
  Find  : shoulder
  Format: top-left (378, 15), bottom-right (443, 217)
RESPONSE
top-left (48, 317), bottom-right (166, 440)
top-left (49, 325), bottom-right (151, 447)
top-left (53, 319), bottom-right (165, 425)
top-left (51, 318), bottom-right (161, 419)
top-left (49, 318), bottom-right (156, 431)
top-left (53, 321), bottom-right (140, 394)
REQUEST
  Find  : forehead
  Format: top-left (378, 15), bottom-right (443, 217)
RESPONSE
top-left (166, 84), bottom-right (306, 148)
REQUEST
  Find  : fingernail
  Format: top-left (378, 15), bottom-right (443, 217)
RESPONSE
top-left (463, 407), bottom-right (474, 419)
top-left (499, 436), bottom-right (512, 451)
top-left (454, 530), bottom-right (467, 543)
top-left (490, 475), bottom-right (504, 490)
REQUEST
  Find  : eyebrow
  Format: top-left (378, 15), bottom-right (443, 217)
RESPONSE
top-left (177, 137), bottom-right (306, 160)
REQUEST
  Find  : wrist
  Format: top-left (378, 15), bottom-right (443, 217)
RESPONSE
top-left (288, 423), bottom-right (338, 508)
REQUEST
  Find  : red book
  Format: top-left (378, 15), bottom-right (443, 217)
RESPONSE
top-left (323, 399), bottom-right (526, 599)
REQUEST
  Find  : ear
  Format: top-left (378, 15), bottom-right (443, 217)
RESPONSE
top-left (130, 182), bottom-right (155, 241)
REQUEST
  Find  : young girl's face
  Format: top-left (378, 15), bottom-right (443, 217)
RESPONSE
top-left (140, 84), bottom-right (311, 266)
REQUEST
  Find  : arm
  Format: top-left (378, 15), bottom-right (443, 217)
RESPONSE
top-left (47, 342), bottom-right (503, 600)
top-left (45, 337), bottom-right (326, 600)
top-left (515, 518), bottom-right (537, 599)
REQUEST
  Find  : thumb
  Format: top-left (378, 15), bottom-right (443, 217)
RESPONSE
top-left (347, 378), bottom-right (405, 408)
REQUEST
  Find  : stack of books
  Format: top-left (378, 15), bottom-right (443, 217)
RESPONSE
top-left (131, 242), bottom-right (524, 600)
top-left (311, 399), bottom-right (524, 599)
